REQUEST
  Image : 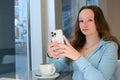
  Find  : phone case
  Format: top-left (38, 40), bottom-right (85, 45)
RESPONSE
top-left (51, 29), bottom-right (64, 44)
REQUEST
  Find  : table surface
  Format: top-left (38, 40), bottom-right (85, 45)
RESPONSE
top-left (16, 70), bottom-right (72, 80)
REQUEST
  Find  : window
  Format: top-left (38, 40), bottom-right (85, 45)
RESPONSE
top-left (87, 0), bottom-right (98, 5)
top-left (15, 0), bottom-right (29, 75)
top-left (62, 0), bottom-right (85, 40)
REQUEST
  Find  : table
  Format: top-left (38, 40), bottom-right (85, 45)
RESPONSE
top-left (16, 70), bottom-right (72, 80)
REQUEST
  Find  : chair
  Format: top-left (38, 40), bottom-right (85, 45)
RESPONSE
top-left (114, 60), bottom-right (120, 80)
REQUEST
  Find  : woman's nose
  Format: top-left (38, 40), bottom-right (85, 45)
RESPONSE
top-left (83, 21), bottom-right (87, 27)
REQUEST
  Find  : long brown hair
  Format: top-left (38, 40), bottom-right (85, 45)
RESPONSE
top-left (70, 5), bottom-right (120, 60)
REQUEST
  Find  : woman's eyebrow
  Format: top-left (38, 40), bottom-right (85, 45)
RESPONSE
top-left (79, 17), bottom-right (93, 20)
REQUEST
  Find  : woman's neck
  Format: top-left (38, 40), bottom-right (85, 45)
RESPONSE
top-left (85, 35), bottom-right (100, 47)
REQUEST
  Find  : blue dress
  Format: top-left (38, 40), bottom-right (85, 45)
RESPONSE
top-left (47, 39), bottom-right (118, 80)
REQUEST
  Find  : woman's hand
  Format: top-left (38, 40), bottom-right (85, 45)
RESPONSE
top-left (57, 35), bottom-right (81, 60)
top-left (48, 39), bottom-right (62, 59)
top-left (48, 35), bottom-right (81, 60)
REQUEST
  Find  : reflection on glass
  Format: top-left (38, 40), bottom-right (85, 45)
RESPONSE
top-left (62, 0), bottom-right (78, 40)
top-left (87, 0), bottom-right (98, 5)
top-left (15, 0), bottom-right (28, 77)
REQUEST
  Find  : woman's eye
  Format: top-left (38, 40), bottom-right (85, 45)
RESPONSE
top-left (88, 19), bottom-right (93, 22)
top-left (79, 20), bottom-right (83, 23)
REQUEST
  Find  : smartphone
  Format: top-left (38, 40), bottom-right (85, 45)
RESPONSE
top-left (51, 29), bottom-right (64, 44)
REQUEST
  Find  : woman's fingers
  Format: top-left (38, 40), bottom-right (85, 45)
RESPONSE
top-left (48, 42), bottom-right (63, 58)
top-left (63, 35), bottom-right (68, 44)
top-left (63, 35), bottom-right (72, 47)
top-left (48, 36), bottom-right (73, 59)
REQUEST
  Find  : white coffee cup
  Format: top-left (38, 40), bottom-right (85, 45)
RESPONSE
top-left (39, 63), bottom-right (56, 76)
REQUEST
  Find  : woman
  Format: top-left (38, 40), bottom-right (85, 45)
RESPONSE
top-left (47, 5), bottom-right (120, 80)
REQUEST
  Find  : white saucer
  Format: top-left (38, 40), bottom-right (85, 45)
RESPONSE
top-left (34, 72), bottom-right (60, 79)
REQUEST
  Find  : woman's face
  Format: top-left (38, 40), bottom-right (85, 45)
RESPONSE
top-left (79, 9), bottom-right (98, 36)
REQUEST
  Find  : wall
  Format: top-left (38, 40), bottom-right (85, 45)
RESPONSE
top-left (107, 0), bottom-right (120, 41)
top-left (55, 0), bottom-right (62, 29)
top-left (99, 0), bottom-right (120, 41)
top-left (41, 0), bottom-right (48, 63)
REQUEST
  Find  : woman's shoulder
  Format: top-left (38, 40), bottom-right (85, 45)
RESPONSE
top-left (100, 39), bottom-right (118, 46)
top-left (99, 39), bottom-right (118, 50)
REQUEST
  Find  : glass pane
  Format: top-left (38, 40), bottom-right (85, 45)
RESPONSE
top-left (0, 0), bottom-right (15, 78)
top-left (0, 0), bottom-right (29, 79)
top-left (62, 0), bottom-right (78, 40)
top-left (15, 0), bottom-right (29, 78)
top-left (87, 0), bottom-right (98, 5)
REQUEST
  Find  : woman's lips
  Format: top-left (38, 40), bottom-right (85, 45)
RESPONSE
top-left (82, 29), bottom-right (89, 32)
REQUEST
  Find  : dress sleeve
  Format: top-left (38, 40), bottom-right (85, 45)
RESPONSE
top-left (47, 56), bottom-right (68, 72)
top-left (74, 42), bottom-right (118, 80)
